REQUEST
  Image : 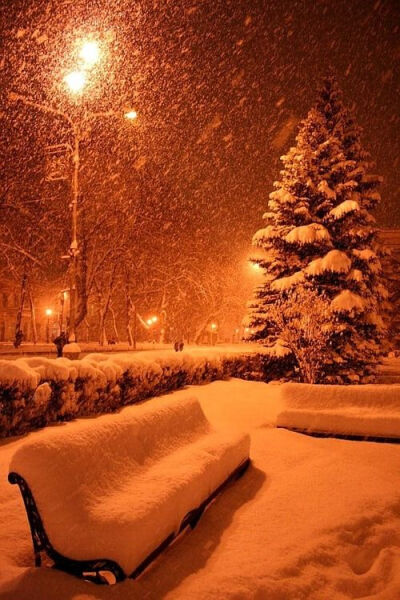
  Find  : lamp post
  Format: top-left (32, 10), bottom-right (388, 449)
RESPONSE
top-left (59, 290), bottom-right (67, 333)
top-left (146, 316), bottom-right (158, 342)
top-left (8, 39), bottom-right (137, 342)
top-left (45, 308), bottom-right (53, 343)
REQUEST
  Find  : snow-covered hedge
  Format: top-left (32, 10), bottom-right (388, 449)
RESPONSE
top-left (0, 349), bottom-right (289, 438)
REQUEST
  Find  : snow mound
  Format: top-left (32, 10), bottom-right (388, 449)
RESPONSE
top-left (269, 188), bottom-right (296, 204)
top-left (271, 270), bottom-right (304, 291)
top-left (252, 225), bottom-right (281, 244)
top-left (9, 394), bottom-right (250, 576)
top-left (318, 179), bottom-right (336, 200)
top-left (0, 360), bottom-right (39, 390)
top-left (17, 357), bottom-right (71, 382)
top-left (63, 343), bottom-right (81, 358)
top-left (277, 382), bottom-right (400, 438)
top-left (306, 249), bottom-right (351, 276)
top-left (285, 223), bottom-right (331, 245)
top-left (263, 339), bottom-right (291, 357)
top-left (347, 268), bottom-right (363, 282)
top-left (331, 289), bottom-right (365, 312)
top-left (328, 199), bottom-right (360, 219)
top-left (352, 248), bottom-right (377, 261)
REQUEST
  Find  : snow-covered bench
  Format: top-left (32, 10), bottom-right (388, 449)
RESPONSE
top-left (277, 383), bottom-right (400, 441)
top-left (9, 395), bottom-right (250, 583)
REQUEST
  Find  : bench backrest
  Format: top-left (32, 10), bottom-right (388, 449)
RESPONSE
top-left (9, 395), bottom-right (210, 511)
top-left (280, 383), bottom-right (400, 410)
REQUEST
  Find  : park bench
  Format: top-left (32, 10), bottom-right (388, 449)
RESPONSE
top-left (9, 394), bottom-right (250, 584)
top-left (276, 382), bottom-right (400, 442)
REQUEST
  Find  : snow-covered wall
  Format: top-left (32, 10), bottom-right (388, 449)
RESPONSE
top-left (0, 349), bottom-right (283, 438)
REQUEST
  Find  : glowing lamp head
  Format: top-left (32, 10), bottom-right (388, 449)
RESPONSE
top-left (124, 110), bottom-right (138, 120)
top-left (80, 40), bottom-right (100, 67)
top-left (64, 71), bottom-right (86, 93)
top-left (251, 262), bottom-right (261, 271)
top-left (45, 308), bottom-right (53, 317)
top-left (146, 318), bottom-right (153, 326)
top-left (151, 316), bottom-right (158, 323)
top-left (211, 323), bottom-right (217, 330)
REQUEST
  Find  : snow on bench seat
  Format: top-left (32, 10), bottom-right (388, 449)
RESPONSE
top-left (9, 395), bottom-right (250, 580)
top-left (276, 383), bottom-right (400, 440)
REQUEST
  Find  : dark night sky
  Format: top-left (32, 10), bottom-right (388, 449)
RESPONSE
top-left (1, 0), bottom-right (399, 263)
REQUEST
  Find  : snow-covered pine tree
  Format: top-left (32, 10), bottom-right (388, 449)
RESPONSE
top-left (248, 76), bottom-right (388, 383)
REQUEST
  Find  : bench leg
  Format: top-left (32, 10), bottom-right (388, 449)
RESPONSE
top-left (187, 506), bottom-right (205, 530)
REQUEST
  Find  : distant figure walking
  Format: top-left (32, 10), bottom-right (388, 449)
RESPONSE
top-left (179, 341), bottom-right (184, 352)
top-left (14, 329), bottom-right (24, 349)
top-left (174, 341), bottom-right (179, 352)
top-left (53, 331), bottom-right (68, 358)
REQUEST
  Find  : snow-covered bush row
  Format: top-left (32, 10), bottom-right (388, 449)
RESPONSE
top-left (277, 382), bottom-right (400, 438)
top-left (0, 349), bottom-right (288, 438)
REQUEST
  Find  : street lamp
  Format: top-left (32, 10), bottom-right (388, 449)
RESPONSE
top-left (80, 41), bottom-right (100, 67)
top-left (124, 110), bottom-right (138, 120)
top-left (146, 315), bottom-right (158, 327)
top-left (250, 261), bottom-right (261, 272)
top-left (45, 308), bottom-right (53, 343)
top-left (64, 71), bottom-right (86, 94)
top-left (8, 38), bottom-right (138, 343)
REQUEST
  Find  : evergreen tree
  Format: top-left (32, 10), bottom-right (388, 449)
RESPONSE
top-left (248, 77), bottom-right (388, 383)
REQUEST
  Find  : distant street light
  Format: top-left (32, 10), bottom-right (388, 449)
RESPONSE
top-left (8, 37), bottom-right (138, 343)
top-left (250, 262), bottom-right (261, 272)
top-left (45, 308), bottom-right (53, 343)
top-left (124, 110), bottom-right (138, 120)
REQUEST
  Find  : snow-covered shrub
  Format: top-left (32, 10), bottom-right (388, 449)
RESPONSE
top-left (267, 287), bottom-right (332, 383)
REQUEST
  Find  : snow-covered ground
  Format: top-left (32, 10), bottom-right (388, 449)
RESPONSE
top-left (1, 378), bottom-right (400, 599)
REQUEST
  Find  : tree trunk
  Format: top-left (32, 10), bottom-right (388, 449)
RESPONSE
top-left (124, 269), bottom-right (136, 348)
top-left (133, 303), bottom-right (137, 350)
top-left (14, 271), bottom-right (27, 347)
top-left (84, 318), bottom-right (90, 343)
top-left (110, 305), bottom-right (120, 342)
top-left (159, 289), bottom-right (167, 344)
top-left (28, 288), bottom-right (37, 344)
top-left (97, 265), bottom-right (117, 346)
top-left (99, 314), bottom-right (107, 346)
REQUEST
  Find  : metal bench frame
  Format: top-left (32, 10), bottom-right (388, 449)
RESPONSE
top-left (9, 457), bottom-right (250, 584)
